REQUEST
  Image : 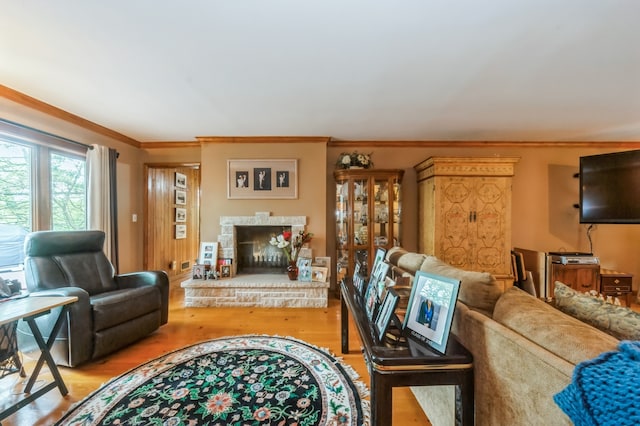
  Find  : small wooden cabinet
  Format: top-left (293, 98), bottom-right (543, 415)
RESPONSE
top-left (600, 269), bottom-right (633, 306)
top-left (334, 169), bottom-right (404, 282)
top-left (549, 263), bottom-right (600, 293)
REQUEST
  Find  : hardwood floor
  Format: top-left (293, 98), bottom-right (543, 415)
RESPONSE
top-left (0, 286), bottom-right (431, 425)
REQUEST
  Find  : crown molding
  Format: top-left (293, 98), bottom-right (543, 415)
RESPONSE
top-left (328, 139), bottom-right (640, 148)
top-left (196, 136), bottom-right (331, 144)
top-left (0, 84), bottom-right (141, 148)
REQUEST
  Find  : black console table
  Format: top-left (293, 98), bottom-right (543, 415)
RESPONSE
top-left (340, 278), bottom-right (474, 426)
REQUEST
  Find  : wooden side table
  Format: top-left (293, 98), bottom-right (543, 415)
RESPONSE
top-left (0, 296), bottom-right (78, 422)
top-left (599, 269), bottom-right (633, 307)
top-left (340, 278), bottom-right (474, 425)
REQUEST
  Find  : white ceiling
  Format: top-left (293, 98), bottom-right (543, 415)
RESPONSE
top-left (1, 1), bottom-right (640, 143)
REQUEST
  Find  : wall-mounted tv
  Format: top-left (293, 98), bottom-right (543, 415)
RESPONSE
top-left (579, 149), bottom-right (640, 224)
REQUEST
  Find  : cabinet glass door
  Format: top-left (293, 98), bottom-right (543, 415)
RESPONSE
top-left (336, 181), bottom-right (349, 282)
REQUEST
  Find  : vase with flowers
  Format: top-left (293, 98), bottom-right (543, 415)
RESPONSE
top-left (336, 151), bottom-right (373, 170)
top-left (269, 229), bottom-right (314, 280)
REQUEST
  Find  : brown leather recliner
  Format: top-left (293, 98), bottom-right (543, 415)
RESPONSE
top-left (17, 230), bottom-right (169, 367)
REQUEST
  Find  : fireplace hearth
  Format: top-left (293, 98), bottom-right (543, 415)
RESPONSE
top-left (180, 212), bottom-right (327, 308)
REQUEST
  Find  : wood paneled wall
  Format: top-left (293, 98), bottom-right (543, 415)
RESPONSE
top-left (144, 164), bottom-right (200, 282)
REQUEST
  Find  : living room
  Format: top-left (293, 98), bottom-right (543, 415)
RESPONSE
top-left (2, 3), bottom-right (640, 425)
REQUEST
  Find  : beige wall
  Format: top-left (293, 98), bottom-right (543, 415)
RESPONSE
top-left (198, 142), bottom-right (327, 257)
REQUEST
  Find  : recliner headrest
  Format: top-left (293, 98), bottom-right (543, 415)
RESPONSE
top-left (24, 230), bottom-right (105, 257)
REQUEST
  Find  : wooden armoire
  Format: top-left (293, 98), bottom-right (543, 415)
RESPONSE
top-left (414, 157), bottom-right (519, 289)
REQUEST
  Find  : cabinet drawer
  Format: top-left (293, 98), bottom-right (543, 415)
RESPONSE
top-left (601, 276), bottom-right (632, 292)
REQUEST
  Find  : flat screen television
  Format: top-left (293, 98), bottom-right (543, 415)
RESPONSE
top-left (579, 149), bottom-right (640, 224)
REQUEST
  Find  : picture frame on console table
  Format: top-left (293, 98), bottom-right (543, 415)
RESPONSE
top-left (227, 159), bottom-right (298, 199)
top-left (403, 271), bottom-right (461, 354)
top-left (375, 288), bottom-right (399, 341)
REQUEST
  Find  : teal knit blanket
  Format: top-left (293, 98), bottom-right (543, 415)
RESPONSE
top-left (554, 341), bottom-right (640, 425)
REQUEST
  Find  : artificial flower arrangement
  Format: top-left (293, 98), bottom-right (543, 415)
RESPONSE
top-left (269, 229), bottom-right (314, 263)
top-left (336, 151), bottom-right (373, 169)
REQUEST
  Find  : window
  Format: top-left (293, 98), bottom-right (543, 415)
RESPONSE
top-left (0, 134), bottom-right (87, 272)
top-left (50, 151), bottom-right (86, 230)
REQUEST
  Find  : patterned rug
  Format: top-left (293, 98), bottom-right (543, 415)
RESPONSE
top-left (56, 335), bottom-right (370, 426)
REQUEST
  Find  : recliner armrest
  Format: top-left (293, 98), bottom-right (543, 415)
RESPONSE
top-left (116, 271), bottom-right (170, 324)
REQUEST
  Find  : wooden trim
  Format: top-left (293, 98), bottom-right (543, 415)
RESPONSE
top-left (145, 162), bottom-right (200, 169)
top-left (0, 84), bottom-right (141, 148)
top-left (140, 141), bottom-right (201, 149)
top-left (196, 136), bottom-right (331, 144)
top-left (328, 140), bottom-right (640, 148)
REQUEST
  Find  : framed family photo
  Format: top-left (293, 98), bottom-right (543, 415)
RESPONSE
top-left (403, 271), bottom-right (461, 354)
top-left (311, 266), bottom-right (328, 283)
top-left (198, 242), bottom-right (219, 267)
top-left (227, 159), bottom-right (298, 199)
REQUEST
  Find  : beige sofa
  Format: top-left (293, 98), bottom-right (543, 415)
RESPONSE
top-left (385, 247), bottom-right (620, 426)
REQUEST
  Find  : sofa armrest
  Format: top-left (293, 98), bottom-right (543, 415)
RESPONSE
top-left (116, 271), bottom-right (170, 324)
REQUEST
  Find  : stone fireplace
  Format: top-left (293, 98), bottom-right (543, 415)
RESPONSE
top-left (218, 212), bottom-right (306, 276)
top-left (181, 212), bottom-right (328, 308)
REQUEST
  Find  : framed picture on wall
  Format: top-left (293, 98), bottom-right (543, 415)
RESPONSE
top-left (227, 159), bottom-right (298, 199)
top-left (175, 224), bottom-right (187, 239)
top-left (175, 190), bottom-right (187, 205)
top-left (175, 172), bottom-right (187, 189)
top-left (175, 207), bottom-right (187, 222)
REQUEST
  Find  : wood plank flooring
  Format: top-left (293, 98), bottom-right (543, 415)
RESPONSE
top-left (0, 287), bottom-right (431, 425)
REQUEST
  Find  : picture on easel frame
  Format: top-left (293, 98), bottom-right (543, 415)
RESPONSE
top-left (375, 288), bottom-right (400, 341)
top-left (403, 271), bottom-right (461, 354)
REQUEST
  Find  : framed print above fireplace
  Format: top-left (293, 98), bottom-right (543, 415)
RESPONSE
top-left (227, 159), bottom-right (298, 199)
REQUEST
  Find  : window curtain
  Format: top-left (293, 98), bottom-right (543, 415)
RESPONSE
top-left (86, 145), bottom-right (119, 272)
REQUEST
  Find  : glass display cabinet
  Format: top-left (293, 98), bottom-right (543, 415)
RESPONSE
top-left (334, 169), bottom-right (404, 284)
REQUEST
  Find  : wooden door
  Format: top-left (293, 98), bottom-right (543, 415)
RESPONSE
top-left (144, 164), bottom-right (200, 282)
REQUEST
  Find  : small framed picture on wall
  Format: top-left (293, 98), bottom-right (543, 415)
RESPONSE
top-left (175, 207), bottom-right (187, 222)
top-left (175, 172), bottom-right (187, 189)
top-left (175, 190), bottom-right (187, 205)
top-left (175, 224), bottom-right (187, 239)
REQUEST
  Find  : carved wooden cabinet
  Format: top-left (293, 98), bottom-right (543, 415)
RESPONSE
top-left (334, 169), bottom-right (404, 282)
top-left (414, 157), bottom-right (519, 288)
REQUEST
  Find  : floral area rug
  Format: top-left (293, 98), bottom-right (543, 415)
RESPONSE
top-left (56, 335), bottom-right (370, 426)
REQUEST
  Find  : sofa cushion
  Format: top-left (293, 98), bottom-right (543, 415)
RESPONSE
top-left (91, 286), bottom-right (161, 331)
top-left (419, 256), bottom-right (502, 315)
top-left (493, 287), bottom-right (619, 365)
top-left (554, 281), bottom-right (640, 341)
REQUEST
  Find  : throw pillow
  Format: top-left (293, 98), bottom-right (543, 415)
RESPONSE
top-left (554, 281), bottom-right (640, 341)
top-left (419, 256), bottom-right (502, 315)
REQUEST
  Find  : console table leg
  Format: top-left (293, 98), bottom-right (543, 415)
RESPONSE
top-left (341, 296), bottom-right (349, 354)
top-left (457, 369), bottom-right (475, 426)
top-left (370, 372), bottom-right (392, 426)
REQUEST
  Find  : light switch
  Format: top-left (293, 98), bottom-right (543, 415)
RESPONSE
top-left (132, 214), bottom-right (138, 222)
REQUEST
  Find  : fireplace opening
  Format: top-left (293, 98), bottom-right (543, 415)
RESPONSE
top-left (236, 225), bottom-right (292, 274)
